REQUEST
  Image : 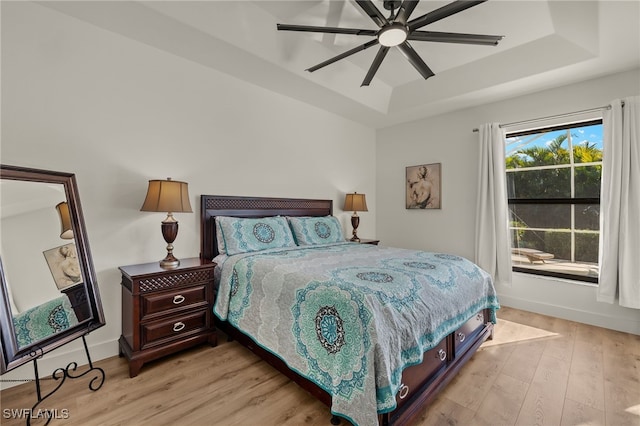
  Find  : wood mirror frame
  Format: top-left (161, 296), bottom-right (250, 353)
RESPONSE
top-left (0, 165), bottom-right (105, 374)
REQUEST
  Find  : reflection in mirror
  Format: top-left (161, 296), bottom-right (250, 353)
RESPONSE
top-left (0, 165), bottom-right (105, 375)
top-left (56, 201), bottom-right (74, 240)
top-left (2, 180), bottom-right (86, 349)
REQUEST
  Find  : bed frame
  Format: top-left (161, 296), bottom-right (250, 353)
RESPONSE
top-left (200, 195), bottom-right (494, 426)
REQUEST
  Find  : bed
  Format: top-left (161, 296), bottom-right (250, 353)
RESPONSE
top-left (200, 195), bottom-right (499, 426)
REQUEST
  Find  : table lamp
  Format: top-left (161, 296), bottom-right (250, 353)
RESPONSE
top-left (343, 192), bottom-right (368, 242)
top-left (140, 178), bottom-right (192, 268)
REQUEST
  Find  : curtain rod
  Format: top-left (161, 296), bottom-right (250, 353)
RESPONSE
top-left (471, 102), bottom-right (623, 133)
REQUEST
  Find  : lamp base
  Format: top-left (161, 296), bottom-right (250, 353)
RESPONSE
top-left (160, 253), bottom-right (180, 269)
top-left (350, 213), bottom-right (361, 242)
top-left (160, 216), bottom-right (180, 269)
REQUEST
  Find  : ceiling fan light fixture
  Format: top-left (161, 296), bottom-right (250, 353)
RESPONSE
top-left (378, 23), bottom-right (408, 47)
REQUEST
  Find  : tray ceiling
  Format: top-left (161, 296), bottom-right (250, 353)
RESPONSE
top-left (39, 1), bottom-right (640, 128)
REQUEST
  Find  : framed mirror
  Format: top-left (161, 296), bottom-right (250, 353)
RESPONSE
top-left (0, 165), bottom-right (105, 373)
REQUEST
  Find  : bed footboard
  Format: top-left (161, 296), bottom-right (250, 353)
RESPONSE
top-left (381, 310), bottom-right (494, 426)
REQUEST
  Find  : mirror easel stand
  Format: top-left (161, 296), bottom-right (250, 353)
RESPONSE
top-left (28, 329), bottom-right (105, 426)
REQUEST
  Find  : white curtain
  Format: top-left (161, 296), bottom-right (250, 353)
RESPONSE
top-left (475, 123), bottom-right (512, 287)
top-left (598, 96), bottom-right (640, 309)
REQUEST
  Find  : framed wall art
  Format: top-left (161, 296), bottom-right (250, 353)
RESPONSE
top-left (43, 243), bottom-right (82, 290)
top-left (406, 163), bottom-right (441, 209)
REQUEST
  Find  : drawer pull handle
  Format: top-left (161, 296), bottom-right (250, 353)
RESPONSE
top-left (173, 295), bottom-right (186, 305)
top-left (173, 322), bottom-right (186, 332)
top-left (477, 313), bottom-right (483, 322)
top-left (398, 383), bottom-right (409, 399)
top-left (458, 332), bottom-right (466, 343)
top-left (438, 349), bottom-right (447, 362)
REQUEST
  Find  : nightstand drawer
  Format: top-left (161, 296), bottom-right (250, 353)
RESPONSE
top-left (141, 309), bottom-right (208, 349)
top-left (141, 285), bottom-right (206, 318)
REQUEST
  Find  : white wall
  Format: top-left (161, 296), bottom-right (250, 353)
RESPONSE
top-left (377, 68), bottom-right (640, 335)
top-left (1, 206), bottom-right (68, 312)
top-left (0, 2), bottom-right (375, 387)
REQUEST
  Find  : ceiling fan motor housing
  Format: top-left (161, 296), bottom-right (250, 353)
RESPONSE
top-left (383, 0), bottom-right (403, 11)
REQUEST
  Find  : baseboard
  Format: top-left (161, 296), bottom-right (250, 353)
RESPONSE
top-left (498, 294), bottom-right (640, 335)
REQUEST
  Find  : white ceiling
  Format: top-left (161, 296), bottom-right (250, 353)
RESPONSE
top-left (41, 1), bottom-right (640, 128)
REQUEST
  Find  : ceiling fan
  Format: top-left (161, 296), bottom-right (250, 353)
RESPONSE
top-left (277, 0), bottom-right (503, 86)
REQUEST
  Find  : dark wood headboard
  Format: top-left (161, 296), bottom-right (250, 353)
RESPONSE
top-left (200, 195), bottom-right (333, 261)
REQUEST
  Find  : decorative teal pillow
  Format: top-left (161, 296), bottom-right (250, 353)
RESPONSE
top-left (287, 216), bottom-right (344, 245)
top-left (217, 216), bottom-right (296, 255)
top-left (214, 218), bottom-right (226, 255)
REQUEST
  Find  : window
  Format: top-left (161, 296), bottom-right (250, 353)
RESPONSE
top-left (505, 119), bottom-right (602, 283)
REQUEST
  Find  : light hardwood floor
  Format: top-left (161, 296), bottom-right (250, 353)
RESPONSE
top-left (1, 307), bottom-right (638, 426)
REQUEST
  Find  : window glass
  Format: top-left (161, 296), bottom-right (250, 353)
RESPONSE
top-left (573, 124), bottom-right (604, 163)
top-left (575, 204), bottom-right (600, 231)
top-left (506, 120), bottom-right (602, 283)
top-left (575, 165), bottom-right (602, 198)
top-left (507, 168), bottom-right (571, 199)
top-left (506, 129), bottom-right (570, 167)
top-left (575, 232), bottom-right (600, 263)
top-left (509, 204), bottom-right (571, 229)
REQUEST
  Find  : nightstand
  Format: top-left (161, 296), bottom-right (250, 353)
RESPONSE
top-left (351, 239), bottom-right (380, 245)
top-left (118, 258), bottom-right (217, 377)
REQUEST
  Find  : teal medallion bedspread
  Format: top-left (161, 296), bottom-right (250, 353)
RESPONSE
top-left (214, 243), bottom-right (499, 426)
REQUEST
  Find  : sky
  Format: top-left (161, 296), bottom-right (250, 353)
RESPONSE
top-left (505, 124), bottom-right (603, 157)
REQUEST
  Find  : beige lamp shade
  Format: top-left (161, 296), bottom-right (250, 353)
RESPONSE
top-left (56, 201), bottom-right (74, 239)
top-left (140, 178), bottom-right (193, 213)
top-left (343, 193), bottom-right (368, 212)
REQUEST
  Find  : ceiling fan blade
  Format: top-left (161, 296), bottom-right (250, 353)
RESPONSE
top-left (361, 46), bottom-right (390, 87)
top-left (409, 30), bottom-right (503, 45)
top-left (408, 0), bottom-right (487, 31)
top-left (395, 0), bottom-right (420, 24)
top-left (277, 24), bottom-right (377, 37)
top-left (307, 39), bottom-right (379, 73)
top-left (355, 0), bottom-right (389, 27)
top-left (397, 41), bottom-right (435, 79)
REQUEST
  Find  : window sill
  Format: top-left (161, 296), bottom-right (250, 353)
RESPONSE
top-left (512, 268), bottom-right (598, 286)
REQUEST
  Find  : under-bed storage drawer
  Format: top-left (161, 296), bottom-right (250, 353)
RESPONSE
top-left (453, 311), bottom-right (486, 357)
top-left (395, 339), bottom-right (448, 411)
